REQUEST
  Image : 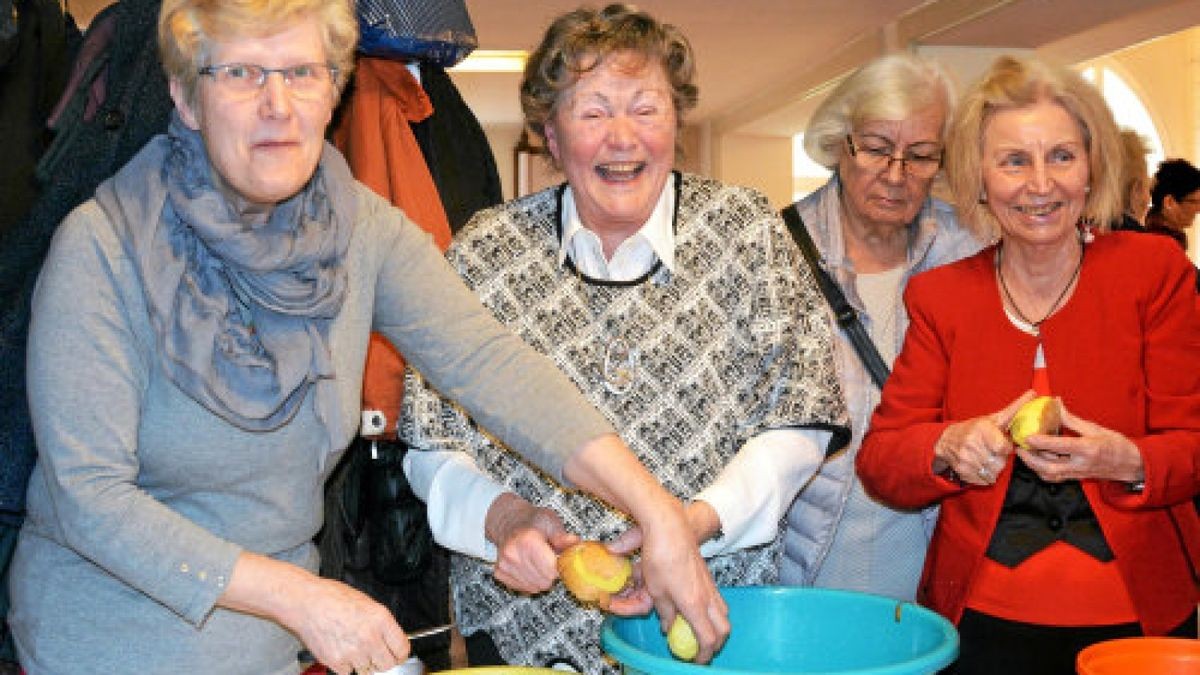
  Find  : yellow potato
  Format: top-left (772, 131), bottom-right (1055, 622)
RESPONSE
top-left (1009, 396), bottom-right (1062, 449)
top-left (666, 615), bottom-right (699, 662)
top-left (557, 541), bottom-right (631, 610)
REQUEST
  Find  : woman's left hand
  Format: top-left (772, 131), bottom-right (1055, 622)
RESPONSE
top-left (601, 527), bottom-right (655, 616)
top-left (563, 434), bottom-right (729, 663)
top-left (1016, 401), bottom-right (1145, 483)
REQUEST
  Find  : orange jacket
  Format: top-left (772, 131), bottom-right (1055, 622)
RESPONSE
top-left (334, 57), bottom-right (453, 437)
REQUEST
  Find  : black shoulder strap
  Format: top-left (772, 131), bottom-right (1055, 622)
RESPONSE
top-left (781, 204), bottom-right (891, 389)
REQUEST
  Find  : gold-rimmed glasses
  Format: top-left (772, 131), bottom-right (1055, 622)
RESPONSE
top-left (845, 134), bottom-right (943, 179)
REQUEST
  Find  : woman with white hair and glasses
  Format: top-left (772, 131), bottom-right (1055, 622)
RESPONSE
top-left (7, 1), bottom-right (726, 672)
top-left (779, 53), bottom-right (982, 600)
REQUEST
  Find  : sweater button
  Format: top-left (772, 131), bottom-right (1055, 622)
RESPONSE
top-left (102, 109), bottom-right (125, 130)
top-left (1048, 516), bottom-right (1063, 530)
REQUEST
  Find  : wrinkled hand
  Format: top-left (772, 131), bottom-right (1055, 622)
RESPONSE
top-left (486, 492), bottom-right (579, 594)
top-left (559, 434), bottom-right (728, 662)
top-left (600, 527), bottom-right (653, 616)
top-left (637, 501), bottom-right (729, 665)
top-left (1016, 402), bottom-right (1144, 484)
top-left (283, 575), bottom-right (409, 675)
top-left (934, 391), bottom-right (1034, 486)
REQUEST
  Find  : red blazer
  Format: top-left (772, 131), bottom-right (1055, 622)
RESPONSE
top-left (857, 231), bottom-right (1200, 635)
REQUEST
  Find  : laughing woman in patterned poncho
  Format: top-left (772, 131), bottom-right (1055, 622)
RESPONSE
top-left (398, 4), bottom-right (849, 672)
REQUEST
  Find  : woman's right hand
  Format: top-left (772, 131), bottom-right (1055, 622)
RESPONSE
top-left (219, 552), bottom-right (409, 675)
top-left (933, 391), bottom-right (1034, 486)
top-left (634, 498), bottom-right (730, 663)
top-left (485, 492), bottom-right (579, 593)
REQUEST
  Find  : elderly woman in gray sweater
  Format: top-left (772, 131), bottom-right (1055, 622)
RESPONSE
top-left (7, 1), bottom-right (725, 673)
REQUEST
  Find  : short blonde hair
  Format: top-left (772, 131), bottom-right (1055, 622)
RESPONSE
top-left (159, 0), bottom-right (358, 104)
top-left (520, 3), bottom-right (698, 155)
top-left (804, 53), bottom-right (954, 168)
top-left (1117, 129), bottom-right (1150, 215)
top-left (944, 55), bottom-right (1122, 238)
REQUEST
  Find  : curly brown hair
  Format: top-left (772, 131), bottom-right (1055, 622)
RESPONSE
top-left (520, 3), bottom-right (698, 155)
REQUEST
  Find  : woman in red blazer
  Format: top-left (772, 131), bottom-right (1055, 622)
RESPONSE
top-left (857, 55), bottom-right (1200, 675)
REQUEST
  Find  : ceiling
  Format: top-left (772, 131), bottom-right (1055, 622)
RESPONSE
top-left (453, 0), bottom-right (1200, 136)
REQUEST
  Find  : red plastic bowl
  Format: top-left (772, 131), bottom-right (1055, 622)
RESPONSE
top-left (1076, 637), bottom-right (1200, 675)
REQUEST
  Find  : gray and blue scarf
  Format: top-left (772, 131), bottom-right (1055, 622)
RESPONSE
top-left (95, 112), bottom-right (355, 456)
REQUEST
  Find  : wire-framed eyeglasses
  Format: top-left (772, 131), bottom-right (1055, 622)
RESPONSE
top-left (845, 134), bottom-right (943, 179)
top-left (197, 63), bottom-right (338, 99)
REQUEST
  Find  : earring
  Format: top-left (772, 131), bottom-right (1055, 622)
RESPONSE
top-left (978, 189), bottom-right (988, 204)
top-left (1085, 185), bottom-right (1091, 194)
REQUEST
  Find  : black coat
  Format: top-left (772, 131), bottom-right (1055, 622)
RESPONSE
top-left (0, 0), bottom-right (172, 524)
top-left (0, 0), bottom-right (77, 237)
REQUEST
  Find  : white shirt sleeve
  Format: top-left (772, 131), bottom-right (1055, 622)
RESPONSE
top-left (693, 428), bottom-right (828, 557)
top-left (402, 449), bottom-right (506, 561)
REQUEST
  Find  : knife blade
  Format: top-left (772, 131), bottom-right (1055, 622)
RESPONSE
top-left (407, 623), bottom-right (454, 643)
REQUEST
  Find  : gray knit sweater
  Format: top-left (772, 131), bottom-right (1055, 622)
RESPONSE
top-left (10, 146), bottom-right (611, 674)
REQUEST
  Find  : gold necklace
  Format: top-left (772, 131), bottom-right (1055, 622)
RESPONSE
top-left (995, 233), bottom-right (1085, 337)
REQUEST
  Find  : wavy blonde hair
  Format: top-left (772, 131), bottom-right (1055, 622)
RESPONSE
top-left (944, 55), bottom-right (1122, 238)
top-left (159, 0), bottom-right (357, 106)
top-left (1117, 129), bottom-right (1150, 217)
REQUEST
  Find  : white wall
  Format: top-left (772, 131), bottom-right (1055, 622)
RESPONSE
top-left (714, 133), bottom-right (794, 208)
top-left (1092, 28), bottom-right (1200, 261)
top-left (481, 123), bottom-right (523, 202)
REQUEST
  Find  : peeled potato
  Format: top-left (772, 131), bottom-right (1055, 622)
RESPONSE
top-left (666, 614), bottom-right (699, 661)
top-left (557, 541), bottom-right (632, 610)
top-left (1009, 396), bottom-right (1062, 449)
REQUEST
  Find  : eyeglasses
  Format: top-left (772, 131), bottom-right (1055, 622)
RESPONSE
top-left (197, 63), bottom-right (338, 99)
top-left (845, 134), bottom-right (943, 179)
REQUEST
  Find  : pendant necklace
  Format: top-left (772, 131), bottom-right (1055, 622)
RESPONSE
top-left (572, 263), bottom-right (642, 396)
top-left (602, 334), bottom-right (639, 395)
top-left (995, 232), bottom-right (1085, 338)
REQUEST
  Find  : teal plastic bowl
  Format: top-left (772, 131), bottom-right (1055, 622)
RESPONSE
top-left (600, 586), bottom-right (958, 674)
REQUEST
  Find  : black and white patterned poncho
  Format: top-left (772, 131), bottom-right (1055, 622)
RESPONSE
top-left (401, 172), bottom-right (847, 672)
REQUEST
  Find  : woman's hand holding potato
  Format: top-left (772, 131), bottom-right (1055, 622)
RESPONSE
top-left (485, 493), bottom-right (579, 594)
top-left (933, 391), bottom-right (1034, 486)
top-left (558, 541), bottom-right (633, 610)
top-left (1015, 402), bottom-right (1144, 484)
top-left (557, 535), bottom-right (702, 663)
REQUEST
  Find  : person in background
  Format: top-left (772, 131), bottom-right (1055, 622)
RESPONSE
top-left (1112, 129), bottom-right (1151, 231)
top-left (1145, 158), bottom-right (1200, 292)
top-left (400, 4), bottom-right (849, 672)
top-left (1145, 157), bottom-right (1200, 248)
top-left (857, 55), bottom-right (1200, 674)
top-left (778, 53), bottom-right (982, 600)
top-left (7, 1), bottom-right (727, 672)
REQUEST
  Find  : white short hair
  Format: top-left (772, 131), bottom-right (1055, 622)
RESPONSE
top-left (804, 53), bottom-right (954, 169)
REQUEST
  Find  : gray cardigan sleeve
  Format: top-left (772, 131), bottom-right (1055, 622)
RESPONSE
top-left (365, 195), bottom-right (615, 483)
top-left (26, 203), bottom-right (242, 625)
